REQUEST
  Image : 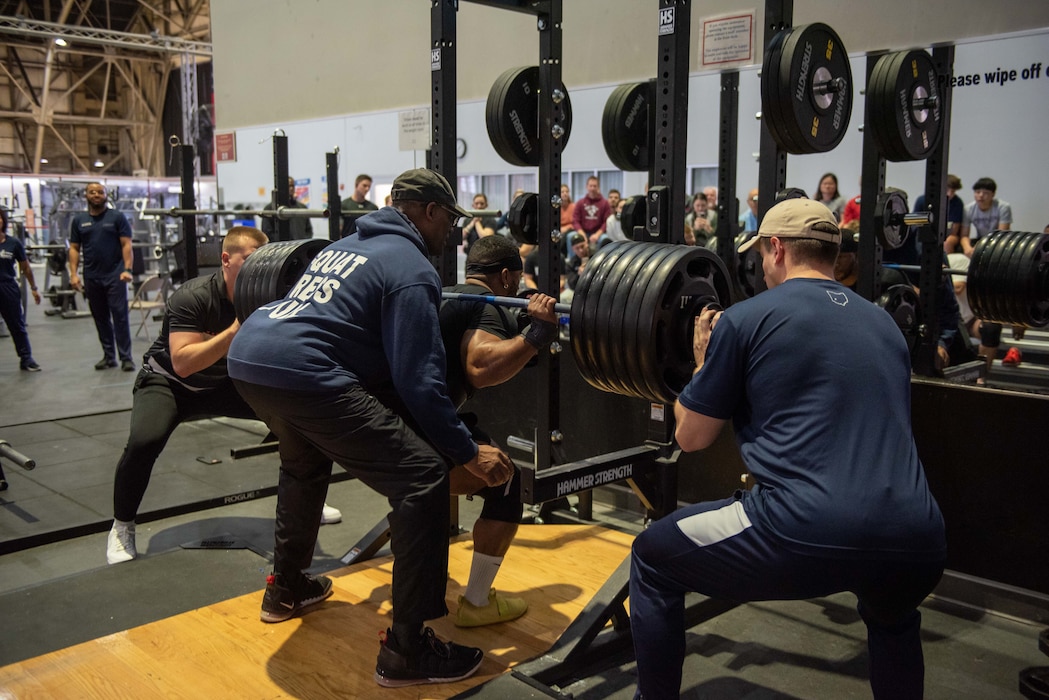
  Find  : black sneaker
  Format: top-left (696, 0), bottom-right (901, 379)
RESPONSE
top-left (20, 360), bottom-right (41, 372)
top-left (374, 626), bottom-right (484, 688)
top-left (95, 357), bottom-right (117, 370)
top-left (259, 572), bottom-right (333, 623)
top-left (121, 359), bottom-right (136, 372)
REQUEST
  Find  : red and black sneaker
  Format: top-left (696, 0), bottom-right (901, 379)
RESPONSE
top-left (259, 571), bottom-right (333, 623)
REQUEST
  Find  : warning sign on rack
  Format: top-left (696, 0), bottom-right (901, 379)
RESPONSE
top-left (701, 13), bottom-right (754, 68)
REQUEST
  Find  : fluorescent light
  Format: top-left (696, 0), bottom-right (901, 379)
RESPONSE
top-left (54, 38), bottom-right (67, 47)
top-left (39, 158), bottom-right (48, 164)
top-left (93, 159), bottom-right (104, 167)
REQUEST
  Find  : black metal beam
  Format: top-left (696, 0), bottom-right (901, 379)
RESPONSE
top-left (272, 134), bottom-right (290, 242)
top-left (431, 0), bottom-right (460, 286)
top-left (650, 0), bottom-right (691, 245)
top-left (857, 53), bottom-right (889, 302)
top-left (715, 71), bottom-right (740, 271)
top-left (326, 150), bottom-right (340, 241)
top-left (178, 143), bottom-right (197, 280)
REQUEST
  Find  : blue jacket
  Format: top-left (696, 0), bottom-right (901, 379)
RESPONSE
top-left (228, 207), bottom-right (477, 465)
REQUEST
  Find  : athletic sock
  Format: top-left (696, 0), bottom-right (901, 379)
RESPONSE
top-left (463, 552), bottom-right (503, 607)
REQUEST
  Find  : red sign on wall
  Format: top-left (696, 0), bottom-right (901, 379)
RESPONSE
top-left (215, 132), bottom-right (237, 162)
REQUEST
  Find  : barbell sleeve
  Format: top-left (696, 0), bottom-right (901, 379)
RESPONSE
top-left (0, 440), bottom-right (36, 471)
top-left (441, 291), bottom-right (571, 315)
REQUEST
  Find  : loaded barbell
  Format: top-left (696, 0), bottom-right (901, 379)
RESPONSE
top-left (234, 238), bottom-right (733, 405)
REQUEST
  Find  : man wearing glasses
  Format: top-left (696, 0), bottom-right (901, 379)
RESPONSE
top-left (229, 168), bottom-right (515, 688)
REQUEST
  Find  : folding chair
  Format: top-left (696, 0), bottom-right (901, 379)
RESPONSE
top-left (129, 275), bottom-right (170, 340)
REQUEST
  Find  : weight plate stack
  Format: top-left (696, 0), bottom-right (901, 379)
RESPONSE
top-left (234, 239), bottom-right (329, 323)
top-left (570, 242), bottom-right (732, 404)
top-left (602, 80), bottom-right (654, 172)
top-left (875, 189), bottom-right (909, 250)
top-left (868, 49), bottom-right (943, 162)
top-left (762, 23), bottom-right (852, 154)
top-left (485, 66), bottom-right (573, 167)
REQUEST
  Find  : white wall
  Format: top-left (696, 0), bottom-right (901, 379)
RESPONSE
top-left (216, 29), bottom-right (1049, 232)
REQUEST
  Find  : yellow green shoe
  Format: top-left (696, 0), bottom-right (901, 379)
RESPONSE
top-left (455, 588), bottom-right (528, 627)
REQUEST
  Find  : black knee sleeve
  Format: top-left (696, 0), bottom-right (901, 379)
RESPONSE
top-left (477, 464), bottom-right (524, 524)
top-left (979, 321), bottom-right (1002, 347)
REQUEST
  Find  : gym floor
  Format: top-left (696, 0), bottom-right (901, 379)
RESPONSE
top-left (1, 259), bottom-right (1046, 698)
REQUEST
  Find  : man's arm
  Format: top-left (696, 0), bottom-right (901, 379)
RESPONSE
top-left (169, 321), bottom-right (240, 377)
top-left (68, 242), bottom-right (82, 290)
top-left (674, 304), bottom-right (727, 451)
top-left (673, 401), bottom-right (726, 452)
top-left (460, 293), bottom-right (557, 388)
top-left (459, 291), bottom-right (558, 388)
top-left (120, 236), bottom-right (133, 282)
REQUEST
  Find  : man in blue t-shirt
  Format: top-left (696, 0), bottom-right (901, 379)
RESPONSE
top-left (68, 182), bottom-right (136, 371)
top-left (629, 198), bottom-right (946, 700)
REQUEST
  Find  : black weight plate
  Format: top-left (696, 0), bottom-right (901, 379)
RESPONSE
top-left (772, 24), bottom-right (814, 154)
top-left (984, 230), bottom-right (1023, 324)
top-left (1021, 233), bottom-right (1049, 327)
top-left (234, 239), bottom-right (328, 322)
top-left (620, 196), bottom-right (646, 241)
top-left (874, 50), bottom-right (943, 161)
top-left (876, 284), bottom-right (921, 354)
top-left (992, 230), bottom-right (1029, 324)
top-left (507, 192), bottom-right (539, 245)
top-left (486, 66), bottom-right (573, 167)
top-left (776, 23), bottom-right (852, 154)
top-left (570, 241), bottom-right (634, 394)
top-left (642, 247), bottom-right (733, 402)
top-left (1009, 231), bottom-right (1042, 326)
top-left (602, 80), bottom-right (654, 172)
top-left (1000, 231), bottom-right (1037, 324)
top-left (596, 243), bottom-right (666, 398)
top-left (976, 230), bottom-right (1011, 324)
top-left (576, 242), bottom-right (629, 394)
top-left (867, 51), bottom-right (901, 161)
top-left (601, 84), bottom-right (632, 170)
top-left (618, 244), bottom-right (680, 402)
top-left (876, 190), bottom-right (909, 250)
top-left (634, 246), bottom-right (705, 403)
top-left (967, 231), bottom-right (1002, 322)
top-left (761, 29), bottom-right (805, 154)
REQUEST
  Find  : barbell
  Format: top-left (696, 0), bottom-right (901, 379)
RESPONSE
top-left (883, 230), bottom-right (1049, 328)
top-left (234, 238), bottom-right (732, 405)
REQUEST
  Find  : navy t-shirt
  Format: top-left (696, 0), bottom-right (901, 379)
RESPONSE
top-left (678, 277), bottom-right (945, 560)
top-left (69, 208), bottom-right (132, 278)
top-left (0, 235), bottom-right (27, 283)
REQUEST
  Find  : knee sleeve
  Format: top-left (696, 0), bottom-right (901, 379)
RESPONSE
top-left (979, 321), bottom-right (1002, 347)
top-left (477, 464), bottom-right (524, 524)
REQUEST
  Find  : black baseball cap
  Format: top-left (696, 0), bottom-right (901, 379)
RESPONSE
top-left (390, 168), bottom-right (471, 218)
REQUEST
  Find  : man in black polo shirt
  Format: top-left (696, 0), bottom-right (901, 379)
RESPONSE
top-left (440, 234), bottom-right (558, 627)
top-left (106, 226), bottom-right (268, 563)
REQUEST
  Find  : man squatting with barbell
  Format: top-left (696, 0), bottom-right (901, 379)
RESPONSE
top-left (629, 198), bottom-right (947, 700)
top-left (228, 169), bottom-right (520, 688)
top-left (439, 233), bottom-right (559, 627)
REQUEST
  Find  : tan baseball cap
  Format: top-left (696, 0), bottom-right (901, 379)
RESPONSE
top-left (737, 198), bottom-right (841, 253)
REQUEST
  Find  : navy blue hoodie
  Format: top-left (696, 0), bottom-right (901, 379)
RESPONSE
top-left (228, 207), bottom-right (477, 466)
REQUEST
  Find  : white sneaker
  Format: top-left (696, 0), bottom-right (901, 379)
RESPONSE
top-left (106, 520), bottom-right (138, 564)
top-left (320, 503), bottom-right (342, 525)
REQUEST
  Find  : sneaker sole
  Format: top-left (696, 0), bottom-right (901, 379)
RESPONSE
top-left (259, 586), bottom-right (334, 623)
top-left (373, 656), bottom-right (483, 688)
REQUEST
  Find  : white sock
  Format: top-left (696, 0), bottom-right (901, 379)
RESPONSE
top-left (464, 552), bottom-right (503, 607)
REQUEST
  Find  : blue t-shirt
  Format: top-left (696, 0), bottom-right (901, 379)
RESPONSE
top-left (228, 207), bottom-right (477, 466)
top-left (69, 208), bottom-right (132, 278)
top-left (0, 235), bottom-right (27, 283)
top-left (678, 277), bottom-right (945, 560)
